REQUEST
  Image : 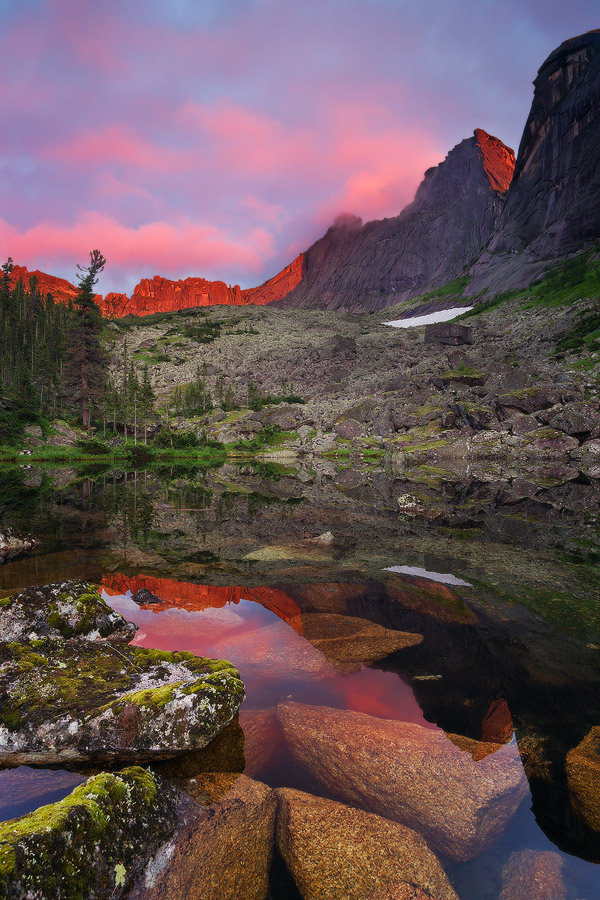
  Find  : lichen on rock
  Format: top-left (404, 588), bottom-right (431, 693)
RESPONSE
top-left (0, 580), bottom-right (137, 643)
top-left (0, 582), bottom-right (245, 765)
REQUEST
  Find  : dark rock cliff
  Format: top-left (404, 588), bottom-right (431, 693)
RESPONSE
top-left (276, 129), bottom-right (515, 311)
top-left (469, 30), bottom-right (600, 294)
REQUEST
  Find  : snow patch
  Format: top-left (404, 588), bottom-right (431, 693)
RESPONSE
top-left (383, 307), bottom-right (473, 329)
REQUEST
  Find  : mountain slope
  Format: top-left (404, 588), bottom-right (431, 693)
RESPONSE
top-left (275, 129), bottom-right (515, 311)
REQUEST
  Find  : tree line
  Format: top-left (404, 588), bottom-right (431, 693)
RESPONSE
top-left (0, 251), bottom-right (155, 445)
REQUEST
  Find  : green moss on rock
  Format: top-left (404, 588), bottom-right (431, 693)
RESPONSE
top-left (0, 767), bottom-right (178, 899)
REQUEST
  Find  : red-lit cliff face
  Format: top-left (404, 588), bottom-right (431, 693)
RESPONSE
top-left (241, 253), bottom-right (304, 305)
top-left (9, 265), bottom-right (81, 305)
top-left (9, 253), bottom-right (305, 318)
top-left (473, 128), bottom-right (515, 193)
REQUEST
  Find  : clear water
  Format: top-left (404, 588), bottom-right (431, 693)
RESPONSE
top-left (1, 464), bottom-right (599, 899)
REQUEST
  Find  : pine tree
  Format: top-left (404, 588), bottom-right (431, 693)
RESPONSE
top-left (62, 250), bottom-right (107, 429)
top-left (140, 365), bottom-right (155, 445)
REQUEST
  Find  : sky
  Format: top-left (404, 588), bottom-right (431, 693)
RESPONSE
top-left (0, 0), bottom-right (598, 294)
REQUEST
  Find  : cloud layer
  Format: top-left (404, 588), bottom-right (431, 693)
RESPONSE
top-left (1, 0), bottom-right (598, 292)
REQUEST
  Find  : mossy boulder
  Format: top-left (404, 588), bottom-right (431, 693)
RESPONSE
top-left (0, 641), bottom-right (244, 765)
top-left (0, 582), bottom-right (245, 765)
top-left (0, 767), bottom-right (179, 899)
top-left (0, 581), bottom-right (136, 644)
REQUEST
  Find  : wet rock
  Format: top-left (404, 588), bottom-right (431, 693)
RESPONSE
top-left (0, 529), bottom-right (40, 564)
top-left (0, 581), bottom-right (136, 643)
top-left (275, 788), bottom-right (459, 900)
top-left (277, 702), bottom-right (527, 861)
top-left (129, 775), bottom-right (276, 900)
top-left (132, 588), bottom-right (163, 605)
top-left (299, 613), bottom-right (423, 672)
top-left (565, 726), bottom-right (600, 832)
top-left (213, 620), bottom-right (334, 679)
top-left (0, 767), bottom-right (179, 900)
top-left (499, 850), bottom-right (566, 900)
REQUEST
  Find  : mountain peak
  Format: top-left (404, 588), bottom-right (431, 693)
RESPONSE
top-left (473, 129), bottom-right (515, 193)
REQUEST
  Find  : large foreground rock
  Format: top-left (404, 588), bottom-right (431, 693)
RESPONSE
top-left (0, 582), bottom-right (245, 765)
top-left (0, 767), bottom-right (179, 900)
top-left (277, 702), bottom-right (528, 861)
top-left (129, 775), bottom-right (276, 900)
top-left (275, 788), bottom-right (458, 900)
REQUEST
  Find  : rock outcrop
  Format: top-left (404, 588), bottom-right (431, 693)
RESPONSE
top-left (0, 767), bottom-right (179, 900)
top-left (275, 788), bottom-right (459, 900)
top-left (0, 581), bottom-right (245, 765)
top-left (276, 702), bottom-right (528, 861)
top-left (470, 30), bottom-right (600, 293)
top-left (275, 129), bottom-right (515, 311)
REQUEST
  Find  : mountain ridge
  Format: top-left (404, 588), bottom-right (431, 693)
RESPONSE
top-left (7, 30), bottom-right (600, 317)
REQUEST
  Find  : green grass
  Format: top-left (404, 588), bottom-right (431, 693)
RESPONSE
top-left (555, 308), bottom-right (600, 354)
top-left (0, 440), bottom-right (227, 466)
top-left (458, 249), bottom-right (600, 320)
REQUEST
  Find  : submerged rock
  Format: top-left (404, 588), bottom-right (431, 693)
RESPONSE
top-left (0, 529), bottom-right (40, 564)
top-left (129, 775), bottom-right (276, 900)
top-left (0, 582), bottom-right (245, 765)
top-left (299, 613), bottom-right (423, 672)
top-left (499, 849), bottom-right (567, 900)
top-left (0, 767), bottom-right (179, 900)
top-left (275, 788), bottom-right (458, 900)
top-left (565, 726), bottom-right (600, 832)
top-left (277, 702), bottom-right (528, 862)
top-left (368, 886), bottom-right (435, 900)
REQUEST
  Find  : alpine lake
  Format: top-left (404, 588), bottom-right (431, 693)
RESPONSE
top-left (1, 456), bottom-right (599, 900)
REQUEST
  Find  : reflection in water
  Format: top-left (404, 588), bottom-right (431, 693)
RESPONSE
top-left (0, 464), bottom-right (599, 896)
top-left (383, 565), bottom-right (472, 586)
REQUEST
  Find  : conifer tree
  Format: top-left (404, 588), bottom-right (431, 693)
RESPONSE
top-left (62, 250), bottom-right (107, 429)
top-left (140, 365), bottom-right (155, 445)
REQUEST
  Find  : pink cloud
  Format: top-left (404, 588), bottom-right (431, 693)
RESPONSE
top-left (95, 172), bottom-right (154, 201)
top-left (0, 214), bottom-right (274, 289)
top-left (44, 126), bottom-right (189, 172)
